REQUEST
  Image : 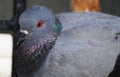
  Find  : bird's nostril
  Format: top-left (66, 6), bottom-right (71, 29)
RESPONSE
top-left (37, 20), bottom-right (43, 28)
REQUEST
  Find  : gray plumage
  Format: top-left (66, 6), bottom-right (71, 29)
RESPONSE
top-left (15, 6), bottom-right (120, 77)
top-left (34, 12), bottom-right (120, 77)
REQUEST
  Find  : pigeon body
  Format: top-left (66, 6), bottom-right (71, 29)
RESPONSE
top-left (34, 13), bottom-right (120, 77)
top-left (15, 6), bottom-right (120, 77)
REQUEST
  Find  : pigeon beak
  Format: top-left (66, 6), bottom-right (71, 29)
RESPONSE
top-left (20, 29), bottom-right (29, 35)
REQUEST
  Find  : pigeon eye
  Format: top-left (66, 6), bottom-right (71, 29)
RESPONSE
top-left (37, 20), bottom-right (43, 28)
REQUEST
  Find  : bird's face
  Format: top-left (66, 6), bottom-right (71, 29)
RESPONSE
top-left (19, 5), bottom-right (62, 35)
top-left (18, 5), bottom-right (63, 56)
top-left (15, 6), bottom-right (63, 75)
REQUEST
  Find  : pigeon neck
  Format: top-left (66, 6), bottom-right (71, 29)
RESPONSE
top-left (53, 18), bottom-right (63, 32)
top-left (17, 31), bottom-right (59, 75)
top-left (29, 31), bottom-right (58, 54)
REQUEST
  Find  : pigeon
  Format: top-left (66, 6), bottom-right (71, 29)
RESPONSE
top-left (15, 5), bottom-right (120, 77)
top-left (14, 5), bottom-right (62, 77)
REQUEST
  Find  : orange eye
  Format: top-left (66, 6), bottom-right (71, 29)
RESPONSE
top-left (37, 20), bottom-right (43, 28)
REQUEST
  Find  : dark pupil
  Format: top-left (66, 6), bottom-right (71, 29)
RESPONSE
top-left (37, 20), bottom-right (43, 28)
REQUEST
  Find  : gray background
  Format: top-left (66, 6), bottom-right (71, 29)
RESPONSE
top-left (0, 0), bottom-right (120, 19)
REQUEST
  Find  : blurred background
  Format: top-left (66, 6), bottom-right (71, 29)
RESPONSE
top-left (0, 0), bottom-right (120, 20)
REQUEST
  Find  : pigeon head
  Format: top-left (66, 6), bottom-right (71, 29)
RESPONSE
top-left (19, 5), bottom-right (62, 35)
top-left (15, 5), bottom-right (62, 76)
top-left (18, 5), bottom-right (63, 56)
